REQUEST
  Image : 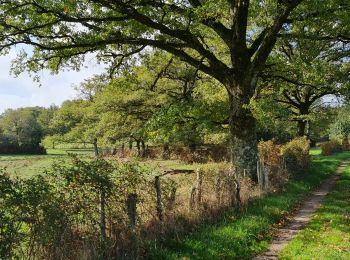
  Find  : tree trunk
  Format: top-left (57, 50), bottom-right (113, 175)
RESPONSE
top-left (99, 191), bottom-right (106, 243)
top-left (141, 140), bottom-right (146, 157)
top-left (163, 143), bottom-right (170, 159)
top-left (343, 134), bottom-right (348, 150)
top-left (297, 120), bottom-right (307, 137)
top-left (228, 88), bottom-right (258, 182)
top-left (121, 143), bottom-right (125, 157)
top-left (305, 120), bottom-right (311, 139)
top-left (189, 142), bottom-right (196, 152)
top-left (93, 138), bottom-right (99, 157)
top-left (136, 140), bottom-right (141, 156)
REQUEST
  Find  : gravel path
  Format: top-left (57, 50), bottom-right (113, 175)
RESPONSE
top-left (255, 160), bottom-right (350, 260)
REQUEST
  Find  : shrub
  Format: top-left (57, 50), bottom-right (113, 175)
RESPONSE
top-left (280, 137), bottom-right (310, 174)
top-left (0, 141), bottom-right (46, 154)
top-left (320, 140), bottom-right (343, 155)
top-left (257, 137), bottom-right (311, 189)
top-left (258, 140), bottom-right (288, 189)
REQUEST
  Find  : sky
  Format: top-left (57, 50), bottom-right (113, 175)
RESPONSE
top-left (0, 48), bottom-right (105, 113)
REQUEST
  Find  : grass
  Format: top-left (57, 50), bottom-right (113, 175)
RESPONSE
top-left (0, 148), bottom-right (202, 178)
top-left (279, 163), bottom-right (350, 259)
top-left (147, 151), bottom-right (350, 259)
top-left (310, 147), bottom-right (322, 156)
top-left (0, 148), bottom-right (94, 178)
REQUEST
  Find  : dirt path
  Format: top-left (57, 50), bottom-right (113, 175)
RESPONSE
top-left (255, 160), bottom-right (350, 260)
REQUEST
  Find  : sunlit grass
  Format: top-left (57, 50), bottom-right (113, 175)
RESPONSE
top-left (279, 164), bottom-right (350, 259)
top-left (0, 148), bottom-right (94, 178)
top-left (310, 147), bottom-right (322, 156)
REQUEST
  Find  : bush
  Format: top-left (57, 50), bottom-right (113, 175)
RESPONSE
top-left (0, 141), bottom-right (46, 154)
top-left (257, 137), bottom-right (310, 189)
top-left (320, 140), bottom-right (343, 155)
top-left (281, 137), bottom-right (310, 174)
top-left (0, 156), bottom-right (186, 259)
top-left (258, 140), bottom-right (288, 189)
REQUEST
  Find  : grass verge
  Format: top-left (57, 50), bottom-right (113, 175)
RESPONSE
top-left (146, 151), bottom-right (350, 259)
top-left (279, 162), bottom-right (350, 259)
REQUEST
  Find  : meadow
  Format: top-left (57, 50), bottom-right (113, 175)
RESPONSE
top-left (0, 147), bottom-right (225, 179)
top-left (0, 148), bottom-right (94, 178)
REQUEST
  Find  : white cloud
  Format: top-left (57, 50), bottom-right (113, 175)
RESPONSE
top-left (0, 49), bottom-right (106, 113)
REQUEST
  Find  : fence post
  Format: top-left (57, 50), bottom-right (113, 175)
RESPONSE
top-left (99, 191), bottom-right (106, 243)
top-left (257, 158), bottom-right (261, 187)
top-left (235, 171), bottom-right (241, 207)
top-left (195, 169), bottom-right (203, 208)
top-left (154, 176), bottom-right (163, 221)
top-left (189, 186), bottom-right (196, 209)
top-left (214, 175), bottom-right (221, 204)
top-left (126, 193), bottom-right (138, 260)
top-left (282, 156), bottom-right (287, 170)
top-left (263, 163), bottom-right (269, 190)
top-left (229, 168), bottom-right (241, 208)
top-left (126, 193), bottom-right (137, 229)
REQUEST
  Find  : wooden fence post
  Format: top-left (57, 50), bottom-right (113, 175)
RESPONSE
top-left (189, 186), bottom-right (196, 209)
top-left (99, 191), bottom-right (106, 243)
top-left (154, 176), bottom-right (163, 221)
top-left (228, 170), bottom-right (236, 207)
top-left (195, 169), bottom-right (203, 208)
top-left (214, 175), bottom-right (221, 204)
top-left (257, 159), bottom-right (260, 186)
top-left (263, 163), bottom-right (269, 190)
top-left (126, 193), bottom-right (137, 229)
top-left (235, 170), bottom-right (241, 208)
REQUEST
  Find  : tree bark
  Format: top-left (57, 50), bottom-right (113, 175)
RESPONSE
top-left (189, 142), bottom-right (196, 152)
top-left (121, 143), bottom-right (125, 157)
top-left (228, 84), bottom-right (258, 182)
top-left (141, 140), bottom-right (146, 157)
top-left (163, 143), bottom-right (170, 159)
top-left (297, 120), bottom-right (307, 137)
top-left (93, 138), bottom-right (99, 157)
top-left (136, 140), bottom-right (141, 156)
top-left (343, 134), bottom-right (348, 150)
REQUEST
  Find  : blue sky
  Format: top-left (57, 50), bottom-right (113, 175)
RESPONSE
top-left (0, 48), bottom-right (105, 113)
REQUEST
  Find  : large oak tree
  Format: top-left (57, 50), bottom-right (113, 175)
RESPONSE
top-left (0, 0), bottom-right (348, 179)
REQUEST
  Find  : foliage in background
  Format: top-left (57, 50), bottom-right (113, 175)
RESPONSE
top-left (329, 105), bottom-right (350, 146)
top-left (320, 140), bottom-right (344, 156)
top-left (0, 107), bottom-right (57, 154)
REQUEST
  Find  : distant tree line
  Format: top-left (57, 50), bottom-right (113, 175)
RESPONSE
top-left (0, 106), bottom-right (57, 154)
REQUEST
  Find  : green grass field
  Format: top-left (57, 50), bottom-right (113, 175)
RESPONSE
top-left (279, 163), bottom-right (350, 259)
top-left (147, 150), bottom-right (350, 259)
top-left (0, 148), bottom-right (202, 178)
top-left (0, 148), bottom-right (94, 178)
